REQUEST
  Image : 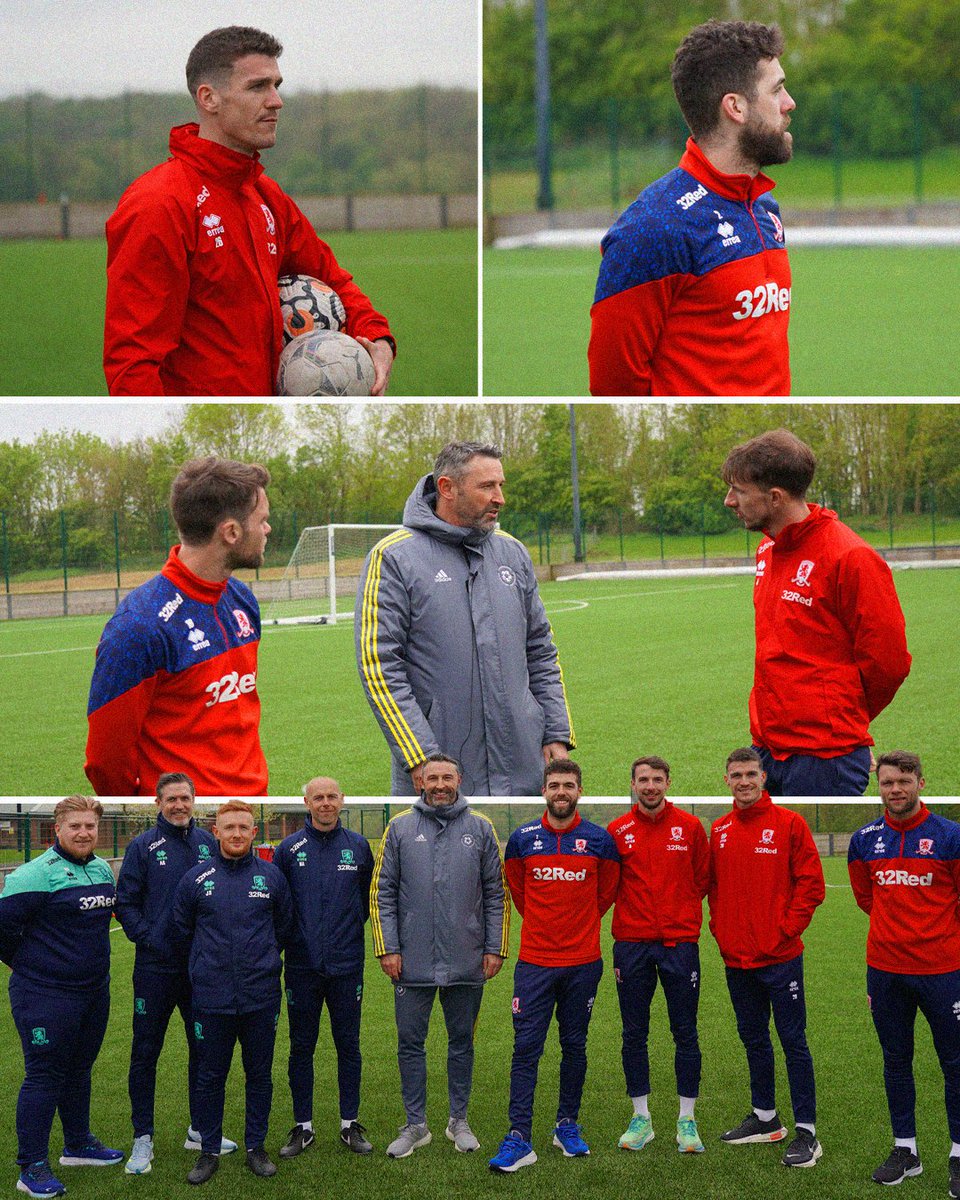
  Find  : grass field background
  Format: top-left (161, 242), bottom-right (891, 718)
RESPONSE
top-left (0, 229), bottom-right (477, 396)
top-left (0, 856), bottom-right (951, 1199)
top-left (1, 570), bottom-right (954, 798)
top-left (482, 245), bottom-right (960, 396)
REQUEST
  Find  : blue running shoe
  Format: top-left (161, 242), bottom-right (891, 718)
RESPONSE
top-left (17, 1162), bottom-right (66, 1197)
top-left (553, 1122), bottom-right (590, 1157)
top-left (59, 1138), bottom-right (123, 1167)
top-left (489, 1132), bottom-right (538, 1173)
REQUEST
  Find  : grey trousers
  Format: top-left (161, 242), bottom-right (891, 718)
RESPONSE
top-left (394, 983), bottom-right (484, 1124)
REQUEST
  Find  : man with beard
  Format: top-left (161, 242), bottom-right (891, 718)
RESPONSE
top-left (371, 755), bottom-right (508, 1159)
top-left (86, 457), bottom-right (271, 796)
top-left (590, 20), bottom-right (795, 395)
top-left (356, 441), bottom-right (575, 797)
top-left (722, 429), bottom-right (911, 797)
top-left (489, 760), bottom-right (620, 1172)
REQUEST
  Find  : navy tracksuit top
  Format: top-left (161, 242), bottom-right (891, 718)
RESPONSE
top-left (115, 812), bottom-right (217, 972)
top-left (172, 847), bottom-right (293, 1014)
top-left (273, 818), bottom-right (374, 975)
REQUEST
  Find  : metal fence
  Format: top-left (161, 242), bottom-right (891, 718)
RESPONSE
top-left (484, 82), bottom-right (960, 215)
top-left (2, 486), bottom-right (959, 618)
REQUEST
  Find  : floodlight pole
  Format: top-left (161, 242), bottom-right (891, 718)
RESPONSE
top-left (569, 404), bottom-right (584, 562)
top-left (534, 0), bottom-right (554, 211)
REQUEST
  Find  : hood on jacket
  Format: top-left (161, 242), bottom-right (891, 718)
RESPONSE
top-left (403, 474), bottom-right (492, 550)
top-left (413, 791), bottom-right (469, 822)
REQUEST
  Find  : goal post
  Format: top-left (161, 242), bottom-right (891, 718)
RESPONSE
top-left (262, 523), bottom-right (403, 626)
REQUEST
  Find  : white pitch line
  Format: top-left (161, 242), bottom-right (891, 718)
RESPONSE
top-left (0, 645), bottom-right (94, 659)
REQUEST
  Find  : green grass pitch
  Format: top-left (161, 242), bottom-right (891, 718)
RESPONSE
top-left (0, 856), bottom-right (951, 1199)
top-left (482, 244), bottom-right (960, 396)
top-left (0, 569), bottom-right (954, 797)
top-left (0, 229), bottom-right (477, 397)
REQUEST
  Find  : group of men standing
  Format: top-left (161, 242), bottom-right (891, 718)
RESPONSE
top-left (4, 747), bottom-right (957, 1196)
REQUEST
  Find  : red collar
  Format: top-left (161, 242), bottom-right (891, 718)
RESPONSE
top-left (885, 802), bottom-right (929, 833)
top-left (680, 137), bottom-right (776, 204)
top-left (542, 810), bottom-right (582, 835)
top-left (161, 546), bottom-right (228, 606)
top-left (169, 123), bottom-right (265, 190)
top-left (732, 790), bottom-right (774, 819)
top-left (630, 799), bottom-right (673, 824)
top-left (764, 504), bottom-right (837, 548)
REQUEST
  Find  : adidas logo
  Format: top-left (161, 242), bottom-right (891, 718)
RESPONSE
top-left (434, 570), bottom-right (452, 583)
top-left (415, 834), bottom-right (427, 842)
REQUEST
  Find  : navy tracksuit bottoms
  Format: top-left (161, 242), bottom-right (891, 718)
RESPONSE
top-left (191, 1005), bottom-right (279, 1154)
top-left (10, 975), bottom-right (110, 1165)
top-left (724, 953), bottom-right (816, 1125)
top-left (129, 966), bottom-right (198, 1136)
top-left (285, 968), bottom-right (364, 1123)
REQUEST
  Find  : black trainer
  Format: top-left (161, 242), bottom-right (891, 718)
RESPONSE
top-left (246, 1147), bottom-right (277, 1178)
top-left (872, 1146), bottom-right (922, 1185)
top-left (187, 1152), bottom-right (219, 1186)
top-left (720, 1112), bottom-right (787, 1144)
top-left (279, 1126), bottom-right (315, 1160)
top-left (781, 1128), bottom-right (822, 1168)
top-left (949, 1154), bottom-right (960, 1199)
top-left (340, 1122), bottom-right (373, 1155)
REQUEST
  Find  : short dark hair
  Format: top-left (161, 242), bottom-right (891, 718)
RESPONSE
top-left (433, 441), bottom-right (503, 484)
top-left (632, 755), bottom-right (671, 780)
top-left (721, 429), bottom-right (816, 498)
top-left (876, 750), bottom-right (923, 780)
top-left (672, 20), bottom-right (785, 140)
top-left (186, 26), bottom-right (283, 98)
top-left (544, 757), bottom-right (581, 788)
top-left (169, 457), bottom-right (270, 545)
top-left (156, 772), bottom-right (196, 800)
top-left (422, 753), bottom-right (463, 775)
top-left (725, 747), bottom-right (763, 770)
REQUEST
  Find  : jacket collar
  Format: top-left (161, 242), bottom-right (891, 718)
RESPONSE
top-left (680, 137), bottom-right (776, 205)
top-left (156, 812), bottom-right (196, 840)
top-left (630, 799), bottom-right (674, 824)
top-left (161, 545), bottom-right (228, 606)
top-left (52, 840), bottom-right (96, 867)
top-left (304, 816), bottom-right (343, 840)
top-left (413, 792), bottom-right (469, 821)
top-left (542, 810), bottom-right (583, 834)
top-left (765, 504), bottom-right (837, 549)
top-left (732, 790), bottom-right (774, 819)
top-left (402, 473), bottom-right (492, 550)
top-left (169, 123), bottom-right (264, 190)
top-left (214, 847), bottom-right (256, 869)
top-left (884, 802), bottom-right (929, 833)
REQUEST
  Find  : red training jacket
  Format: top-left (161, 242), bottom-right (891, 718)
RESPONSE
top-left (708, 791), bottom-right (824, 970)
top-left (85, 547), bottom-right (267, 797)
top-left (848, 804), bottom-right (960, 974)
top-left (607, 801), bottom-right (709, 943)
top-left (589, 138), bottom-right (790, 396)
top-left (750, 505), bottom-right (911, 760)
top-left (504, 812), bottom-right (620, 967)
top-left (104, 124), bottom-right (393, 395)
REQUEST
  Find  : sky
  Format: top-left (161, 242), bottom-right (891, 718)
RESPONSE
top-left (1, 0), bottom-right (479, 97)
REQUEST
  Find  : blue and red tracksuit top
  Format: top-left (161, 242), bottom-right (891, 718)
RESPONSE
top-left (115, 813), bottom-right (217, 974)
top-left (607, 801), bottom-right (710, 945)
top-left (0, 841), bottom-right (116, 991)
top-left (171, 847), bottom-right (293, 1015)
top-left (273, 818), bottom-right (374, 976)
top-left (848, 803), bottom-right (960, 975)
top-left (504, 811), bottom-right (620, 967)
top-left (589, 137), bottom-right (790, 396)
top-left (85, 546), bottom-right (267, 798)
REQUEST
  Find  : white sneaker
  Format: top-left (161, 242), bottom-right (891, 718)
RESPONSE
top-left (446, 1118), bottom-right (480, 1153)
top-left (386, 1124), bottom-right (432, 1159)
top-left (125, 1134), bottom-right (154, 1175)
top-left (184, 1127), bottom-right (238, 1155)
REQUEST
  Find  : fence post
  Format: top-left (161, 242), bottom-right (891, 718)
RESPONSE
top-left (59, 192), bottom-right (70, 239)
top-left (700, 503), bottom-right (707, 565)
top-left (113, 510), bottom-right (121, 604)
top-left (931, 481), bottom-right (937, 548)
top-left (618, 508), bottom-right (624, 562)
top-left (658, 511), bottom-right (665, 565)
top-left (831, 91), bottom-right (844, 208)
top-left (911, 83), bottom-right (924, 206)
top-left (60, 509), bottom-right (69, 617)
top-left (1, 511), bottom-right (10, 621)
top-left (607, 98), bottom-right (620, 211)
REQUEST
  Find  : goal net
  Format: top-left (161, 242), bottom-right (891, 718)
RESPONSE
top-left (262, 524), bottom-right (402, 626)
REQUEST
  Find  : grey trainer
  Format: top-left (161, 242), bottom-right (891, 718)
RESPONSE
top-left (386, 1124), bottom-right (432, 1159)
top-left (446, 1118), bottom-right (480, 1153)
top-left (125, 1134), bottom-right (154, 1175)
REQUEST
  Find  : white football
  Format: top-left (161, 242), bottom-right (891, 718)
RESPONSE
top-left (278, 274), bottom-right (347, 343)
top-left (276, 329), bottom-right (375, 396)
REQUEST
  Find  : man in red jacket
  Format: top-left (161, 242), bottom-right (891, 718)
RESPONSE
top-left (590, 20), bottom-right (794, 396)
top-left (709, 748), bottom-right (825, 1168)
top-left (104, 26), bottom-right (394, 396)
top-left (723, 428), bottom-right (911, 796)
top-left (606, 756), bottom-right (710, 1154)
top-left (85, 457), bottom-right (270, 797)
top-left (847, 751), bottom-right (960, 1194)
